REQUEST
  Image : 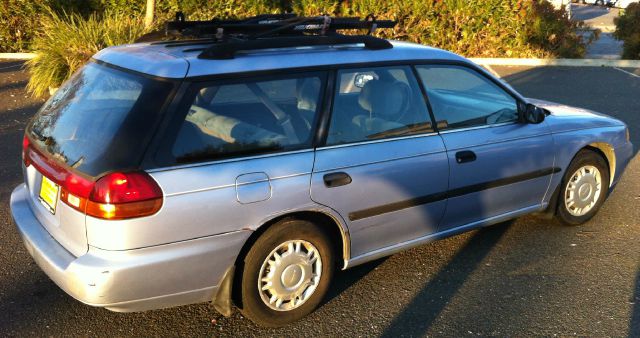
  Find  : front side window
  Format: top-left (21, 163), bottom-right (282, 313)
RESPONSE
top-left (416, 65), bottom-right (518, 130)
top-left (171, 74), bottom-right (324, 163)
top-left (326, 66), bottom-right (433, 146)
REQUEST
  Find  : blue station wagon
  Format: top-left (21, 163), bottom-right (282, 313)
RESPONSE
top-left (10, 14), bottom-right (634, 327)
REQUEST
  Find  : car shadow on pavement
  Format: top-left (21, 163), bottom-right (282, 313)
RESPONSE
top-left (323, 257), bottom-right (388, 306)
top-left (379, 220), bottom-right (512, 338)
top-left (631, 269), bottom-right (640, 336)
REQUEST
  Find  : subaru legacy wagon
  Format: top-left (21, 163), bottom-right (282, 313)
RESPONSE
top-left (10, 14), bottom-right (633, 327)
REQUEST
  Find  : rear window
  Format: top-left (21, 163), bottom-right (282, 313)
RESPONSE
top-left (28, 62), bottom-right (176, 176)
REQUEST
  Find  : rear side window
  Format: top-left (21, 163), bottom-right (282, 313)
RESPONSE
top-left (28, 62), bottom-right (176, 176)
top-left (170, 74), bottom-right (324, 164)
top-left (416, 65), bottom-right (518, 130)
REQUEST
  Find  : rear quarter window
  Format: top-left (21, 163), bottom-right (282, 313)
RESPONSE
top-left (161, 73), bottom-right (326, 165)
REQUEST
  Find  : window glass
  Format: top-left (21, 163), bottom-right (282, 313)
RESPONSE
top-left (28, 62), bottom-right (175, 176)
top-left (326, 66), bottom-right (433, 145)
top-left (416, 65), bottom-right (518, 130)
top-left (171, 75), bottom-right (323, 163)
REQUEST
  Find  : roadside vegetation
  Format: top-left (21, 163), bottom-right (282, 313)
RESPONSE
top-left (0, 0), bottom-right (589, 97)
top-left (614, 3), bottom-right (640, 59)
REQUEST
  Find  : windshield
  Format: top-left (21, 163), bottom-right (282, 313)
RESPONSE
top-left (28, 62), bottom-right (176, 176)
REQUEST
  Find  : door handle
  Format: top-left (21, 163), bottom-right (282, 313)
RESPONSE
top-left (455, 150), bottom-right (477, 164)
top-left (323, 172), bottom-right (352, 188)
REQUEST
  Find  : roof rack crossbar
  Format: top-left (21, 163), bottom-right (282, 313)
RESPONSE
top-left (198, 35), bottom-right (393, 60)
top-left (165, 15), bottom-right (395, 38)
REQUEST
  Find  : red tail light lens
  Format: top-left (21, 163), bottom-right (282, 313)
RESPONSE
top-left (24, 139), bottom-right (162, 220)
top-left (86, 172), bottom-right (163, 220)
top-left (22, 135), bottom-right (30, 167)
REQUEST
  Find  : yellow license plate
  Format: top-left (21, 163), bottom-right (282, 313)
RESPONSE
top-left (39, 175), bottom-right (59, 214)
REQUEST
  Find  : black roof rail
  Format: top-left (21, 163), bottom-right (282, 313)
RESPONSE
top-left (159, 13), bottom-right (397, 59)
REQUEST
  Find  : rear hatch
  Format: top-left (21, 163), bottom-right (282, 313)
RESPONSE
top-left (23, 61), bottom-right (176, 256)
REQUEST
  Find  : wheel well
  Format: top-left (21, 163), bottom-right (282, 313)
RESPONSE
top-left (235, 211), bottom-right (347, 269)
top-left (585, 143), bottom-right (615, 187)
top-left (230, 211), bottom-right (348, 308)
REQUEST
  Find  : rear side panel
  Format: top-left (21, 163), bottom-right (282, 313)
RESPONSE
top-left (86, 152), bottom-right (316, 250)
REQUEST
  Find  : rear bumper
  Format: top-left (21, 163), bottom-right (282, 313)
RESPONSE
top-left (10, 184), bottom-right (251, 312)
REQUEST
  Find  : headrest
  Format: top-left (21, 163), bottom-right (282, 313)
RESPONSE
top-left (358, 79), bottom-right (410, 117)
top-left (296, 78), bottom-right (321, 111)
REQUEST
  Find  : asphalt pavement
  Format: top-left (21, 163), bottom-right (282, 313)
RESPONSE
top-left (0, 61), bottom-right (638, 337)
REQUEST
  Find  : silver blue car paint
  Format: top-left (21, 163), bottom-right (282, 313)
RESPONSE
top-left (11, 39), bottom-right (634, 314)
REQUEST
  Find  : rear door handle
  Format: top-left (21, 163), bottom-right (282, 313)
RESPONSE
top-left (323, 172), bottom-right (352, 188)
top-left (455, 150), bottom-right (477, 164)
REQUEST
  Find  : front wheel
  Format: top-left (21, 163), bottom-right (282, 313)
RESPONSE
top-left (556, 149), bottom-right (610, 225)
top-left (237, 219), bottom-right (335, 327)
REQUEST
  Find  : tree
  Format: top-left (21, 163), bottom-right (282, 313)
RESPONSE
top-left (145, 0), bottom-right (155, 29)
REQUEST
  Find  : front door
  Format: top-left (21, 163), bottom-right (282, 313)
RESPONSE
top-left (415, 65), bottom-right (556, 231)
top-left (310, 65), bottom-right (449, 258)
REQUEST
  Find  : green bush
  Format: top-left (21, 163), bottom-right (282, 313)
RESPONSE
top-left (614, 3), bottom-right (640, 59)
top-left (22, 0), bottom-right (588, 97)
top-left (26, 10), bottom-right (149, 97)
top-left (0, 0), bottom-right (44, 52)
top-left (339, 0), bottom-right (585, 58)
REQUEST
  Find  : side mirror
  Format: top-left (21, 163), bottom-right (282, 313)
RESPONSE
top-left (524, 104), bottom-right (546, 124)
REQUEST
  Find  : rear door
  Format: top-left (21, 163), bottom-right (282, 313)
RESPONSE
top-left (310, 66), bottom-right (449, 258)
top-left (415, 64), bottom-right (555, 231)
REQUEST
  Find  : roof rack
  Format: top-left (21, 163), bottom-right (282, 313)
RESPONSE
top-left (159, 13), bottom-right (397, 60)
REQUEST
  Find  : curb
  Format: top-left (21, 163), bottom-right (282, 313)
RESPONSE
top-left (1, 53), bottom-right (638, 68)
top-left (469, 58), bottom-right (640, 68)
top-left (0, 53), bottom-right (36, 60)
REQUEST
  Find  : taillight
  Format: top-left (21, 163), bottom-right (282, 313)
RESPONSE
top-left (24, 138), bottom-right (162, 219)
top-left (22, 135), bottom-right (30, 167)
top-left (85, 172), bottom-right (163, 220)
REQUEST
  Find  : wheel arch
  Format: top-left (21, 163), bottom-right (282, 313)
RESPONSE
top-left (585, 142), bottom-right (615, 187)
top-left (236, 210), bottom-right (350, 272)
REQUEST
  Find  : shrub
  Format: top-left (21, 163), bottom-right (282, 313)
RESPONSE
top-left (340, 0), bottom-right (585, 58)
top-left (26, 10), bottom-right (149, 97)
top-left (0, 0), bottom-right (44, 52)
top-left (614, 3), bottom-right (640, 59)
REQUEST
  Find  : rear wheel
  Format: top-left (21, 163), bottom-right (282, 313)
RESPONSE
top-left (237, 218), bottom-right (335, 327)
top-left (556, 149), bottom-right (610, 225)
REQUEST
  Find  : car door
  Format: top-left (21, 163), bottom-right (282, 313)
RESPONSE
top-left (415, 64), bottom-right (556, 232)
top-left (310, 65), bottom-right (449, 258)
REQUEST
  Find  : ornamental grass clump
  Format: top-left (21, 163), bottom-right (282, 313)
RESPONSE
top-left (26, 10), bottom-right (149, 98)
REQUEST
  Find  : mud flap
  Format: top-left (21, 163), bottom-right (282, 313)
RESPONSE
top-left (212, 266), bottom-right (234, 317)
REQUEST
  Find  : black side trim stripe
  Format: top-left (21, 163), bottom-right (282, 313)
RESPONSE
top-left (348, 167), bottom-right (561, 221)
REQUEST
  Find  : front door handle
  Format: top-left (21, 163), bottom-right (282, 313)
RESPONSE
top-left (323, 172), bottom-right (352, 188)
top-left (455, 150), bottom-right (477, 164)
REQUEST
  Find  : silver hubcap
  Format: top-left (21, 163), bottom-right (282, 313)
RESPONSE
top-left (258, 240), bottom-right (322, 311)
top-left (564, 165), bottom-right (602, 217)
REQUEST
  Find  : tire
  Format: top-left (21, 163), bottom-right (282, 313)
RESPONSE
top-left (237, 218), bottom-right (335, 327)
top-left (556, 149), bottom-right (610, 225)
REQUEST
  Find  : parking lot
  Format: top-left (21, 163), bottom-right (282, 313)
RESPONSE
top-left (0, 61), bottom-right (638, 337)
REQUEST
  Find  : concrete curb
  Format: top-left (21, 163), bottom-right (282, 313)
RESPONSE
top-left (469, 58), bottom-right (640, 68)
top-left (1, 53), bottom-right (638, 68)
top-left (0, 53), bottom-right (36, 60)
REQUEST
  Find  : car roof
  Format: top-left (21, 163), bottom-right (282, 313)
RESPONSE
top-left (93, 40), bottom-right (469, 79)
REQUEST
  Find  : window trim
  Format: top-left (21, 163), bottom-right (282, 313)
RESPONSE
top-left (141, 59), bottom-right (527, 170)
top-left (150, 70), bottom-right (329, 167)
